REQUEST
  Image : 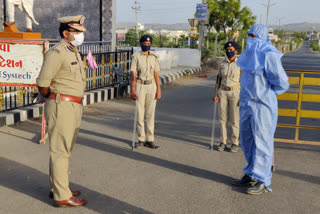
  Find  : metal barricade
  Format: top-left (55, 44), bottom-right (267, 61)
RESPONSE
top-left (0, 42), bottom-right (133, 112)
top-left (275, 70), bottom-right (320, 145)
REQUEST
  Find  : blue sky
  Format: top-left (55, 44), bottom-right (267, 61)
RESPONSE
top-left (116, 0), bottom-right (320, 25)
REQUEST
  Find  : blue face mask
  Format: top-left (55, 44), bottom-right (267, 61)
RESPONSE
top-left (141, 44), bottom-right (151, 52)
top-left (226, 51), bottom-right (236, 59)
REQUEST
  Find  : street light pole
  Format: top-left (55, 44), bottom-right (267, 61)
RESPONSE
top-left (262, 0), bottom-right (277, 26)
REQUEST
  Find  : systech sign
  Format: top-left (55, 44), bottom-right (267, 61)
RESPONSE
top-left (0, 40), bottom-right (44, 86)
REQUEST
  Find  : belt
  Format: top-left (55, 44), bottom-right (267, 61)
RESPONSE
top-left (220, 85), bottom-right (240, 91)
top-left (48, 93), bottom-right (82, 104)
top-left (136, 79), bottom-right (153, 85)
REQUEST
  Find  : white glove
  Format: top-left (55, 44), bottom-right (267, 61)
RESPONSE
top-left (33, 92), bottom-right (46, 103)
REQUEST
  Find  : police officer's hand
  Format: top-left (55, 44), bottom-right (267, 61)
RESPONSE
top-left (131, 91), bottom-right (139, 100)
top-left (155, 89), bottom-right (161, 100)
top-left (213, 96), bottom-right (220, 104)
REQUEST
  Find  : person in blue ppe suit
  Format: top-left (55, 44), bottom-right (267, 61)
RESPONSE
top-left (232, 24), bottom-right (289, 195)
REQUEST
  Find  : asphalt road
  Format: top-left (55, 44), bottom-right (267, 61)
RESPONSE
top-left (0, 70), bottom-right (319, 214)
top-left (282, 40), bottom-right (320, 71)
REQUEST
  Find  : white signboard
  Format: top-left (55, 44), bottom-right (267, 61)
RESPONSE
top-left (0, 40), bottom-right (44, 85)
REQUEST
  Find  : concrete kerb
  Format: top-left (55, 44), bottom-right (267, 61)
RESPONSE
top-left (159, 67), bottom-right (202, 85)
top-left (0, 85), bottom-right (128, 127)
top-left (0, 66), bottom-right (201, 127)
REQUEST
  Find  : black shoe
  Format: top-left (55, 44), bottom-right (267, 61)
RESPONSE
top-left (135, 141), bottom-right (144, 149)
top-left (144, 141), bottom-right (160, 149)
top-left (232, 174), bottom-right (257, 186)
top-left (217, 143), bottom-right (226, 152)
top-left (230, 144), bottom-right (239, 153)
top-left (246, 182), bottom-right (268, 195)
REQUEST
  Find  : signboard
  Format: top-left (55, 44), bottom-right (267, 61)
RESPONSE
top-left (117, 33), bottom-right (126, 42)
top-left (0, 40), bottom-right (44, 85)
top-left (188, 18), bottom-right (199, 27)
top-left (196, 3), bottom-right (208, 22)
top-left (190, 27), bottom-right (198, 38)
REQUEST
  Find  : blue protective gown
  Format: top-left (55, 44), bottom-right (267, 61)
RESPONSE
top-left (236, 24), bottom-right (289, 189)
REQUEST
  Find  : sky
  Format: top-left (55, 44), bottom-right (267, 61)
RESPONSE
top-left (116, 0), bottom-right (320, 25)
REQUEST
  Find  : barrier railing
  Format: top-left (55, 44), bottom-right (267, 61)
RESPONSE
top-left (275, 70), bottom-right (320, 145)
top-left (0, 42), bottom-right (133, 112)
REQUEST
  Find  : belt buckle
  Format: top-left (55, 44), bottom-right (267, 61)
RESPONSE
top-left (144, 80), bottom-right (150, 85)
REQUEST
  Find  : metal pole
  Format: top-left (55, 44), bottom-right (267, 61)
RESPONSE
top-left (132, 106), bottom-right (137, 150)
top-left (210, 103), bottom-right (218, 150)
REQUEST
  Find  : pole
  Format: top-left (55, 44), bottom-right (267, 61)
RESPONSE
top-left (214, 33), bottom-right (218, 58)
top-left (132, 106), bottom-right (137, 150)
top-left (210, 103), bottom-right (218, 150)
top-left (132, 0), bottom-right (140, 45)
top-left (262, 0), bottom-right (277, 26)
top-left (198, 0), bottom-right (207, 51)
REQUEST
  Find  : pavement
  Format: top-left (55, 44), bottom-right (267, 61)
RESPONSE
top-left (1, 67), bottom-right (320, 214)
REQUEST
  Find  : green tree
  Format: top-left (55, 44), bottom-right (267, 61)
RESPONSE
top-left (207, 0), bottom-right (256, 40)
top-left (124, 28), bottom-right (147, 46)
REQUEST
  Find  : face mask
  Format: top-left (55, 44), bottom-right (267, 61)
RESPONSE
top-left (69, 32), bottom-right (84, 47)
top-left (246, 36), bottom-right (258, 49)
top-left (141, 44), bottom-right (151, 52)
top-left (226, 51), bottom-right (235, 59)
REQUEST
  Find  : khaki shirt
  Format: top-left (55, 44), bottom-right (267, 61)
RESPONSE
top-left (218, 57), bottom-right (241, 87)
top-left (131, 51), bottom-right (160, 81)
top-left (36, 40), bottom-right (86, 97)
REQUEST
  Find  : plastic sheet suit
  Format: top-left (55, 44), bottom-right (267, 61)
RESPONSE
top-left (236, 24), bottom-right (289, 189)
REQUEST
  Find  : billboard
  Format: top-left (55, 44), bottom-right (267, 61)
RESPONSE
top-left (0, 40), bottom-right (44, 85)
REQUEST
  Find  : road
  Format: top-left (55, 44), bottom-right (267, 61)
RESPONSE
top-left (282, 40), bottom-right (320, 71)
top-left (0, 70), bottom-right (319, 214)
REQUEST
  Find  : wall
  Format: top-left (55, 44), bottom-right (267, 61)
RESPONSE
top-left (134, 47), bottom-right (201, 69)
top-left (0, 0), bottom-right (116, 47)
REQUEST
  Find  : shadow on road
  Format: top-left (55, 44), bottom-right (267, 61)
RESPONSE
top-left (77, 135), bottom-right (235, 186)
top-left (275, 169), bottom-right (320, 185)
top-left (0, 157), bottom-right (152, 213)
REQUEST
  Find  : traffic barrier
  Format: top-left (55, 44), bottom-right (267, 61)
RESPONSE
top-left (276, 70), bottom-right (320, 145)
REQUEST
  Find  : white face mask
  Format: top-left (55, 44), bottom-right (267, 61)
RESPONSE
top-left (69, 32), bottom-right (84, 47)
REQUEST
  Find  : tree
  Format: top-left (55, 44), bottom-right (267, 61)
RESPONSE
top-left (124, 28), bottom-right (147, 46)
top-left (207, 0), bottom-right (256, 40)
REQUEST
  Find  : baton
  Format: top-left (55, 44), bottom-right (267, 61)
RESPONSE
top-left (210, 102), bottom-right (218, 150)
top-left (39, 103), bottom-right (48, 144)
top-left (132, 105), bottom-right (137, 150)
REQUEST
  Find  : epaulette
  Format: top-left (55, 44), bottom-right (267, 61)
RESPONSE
top-left (53, 44), bottom-right (64, 53)
top-left (150, 51), bottom-right (159, 58)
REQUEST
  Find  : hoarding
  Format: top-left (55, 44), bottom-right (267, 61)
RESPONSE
top-left (0, 40), bottom-right (44, 86)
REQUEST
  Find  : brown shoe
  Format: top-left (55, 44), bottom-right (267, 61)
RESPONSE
top-left (49, 190), bottom-right (81, 199)
top-left (26, 28), bottom-right (32, 32)
top-left (55, 196), bottom-right (87, 207)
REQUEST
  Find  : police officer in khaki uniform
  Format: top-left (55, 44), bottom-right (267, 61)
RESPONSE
top-left (36, 15), bottom-right (87, 207)
top-left (213, 41), bottom-right (241, 153)
top-left (131, 35), bottom-right (161, 149)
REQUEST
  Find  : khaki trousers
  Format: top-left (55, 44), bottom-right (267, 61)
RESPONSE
top-left (136, 83), bottom-right (157, 142)
top-left (45, 98), bottom-right (82, 201)
top-left (218, 89), bottom-right (240, 145)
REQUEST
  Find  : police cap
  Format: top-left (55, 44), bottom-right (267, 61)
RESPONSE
top-left (224, 41), bottom-right (239, 50)
top-left (140, 35), bottom-right (153, 43)
top-left (57, 15), bottom-right (86, 32)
